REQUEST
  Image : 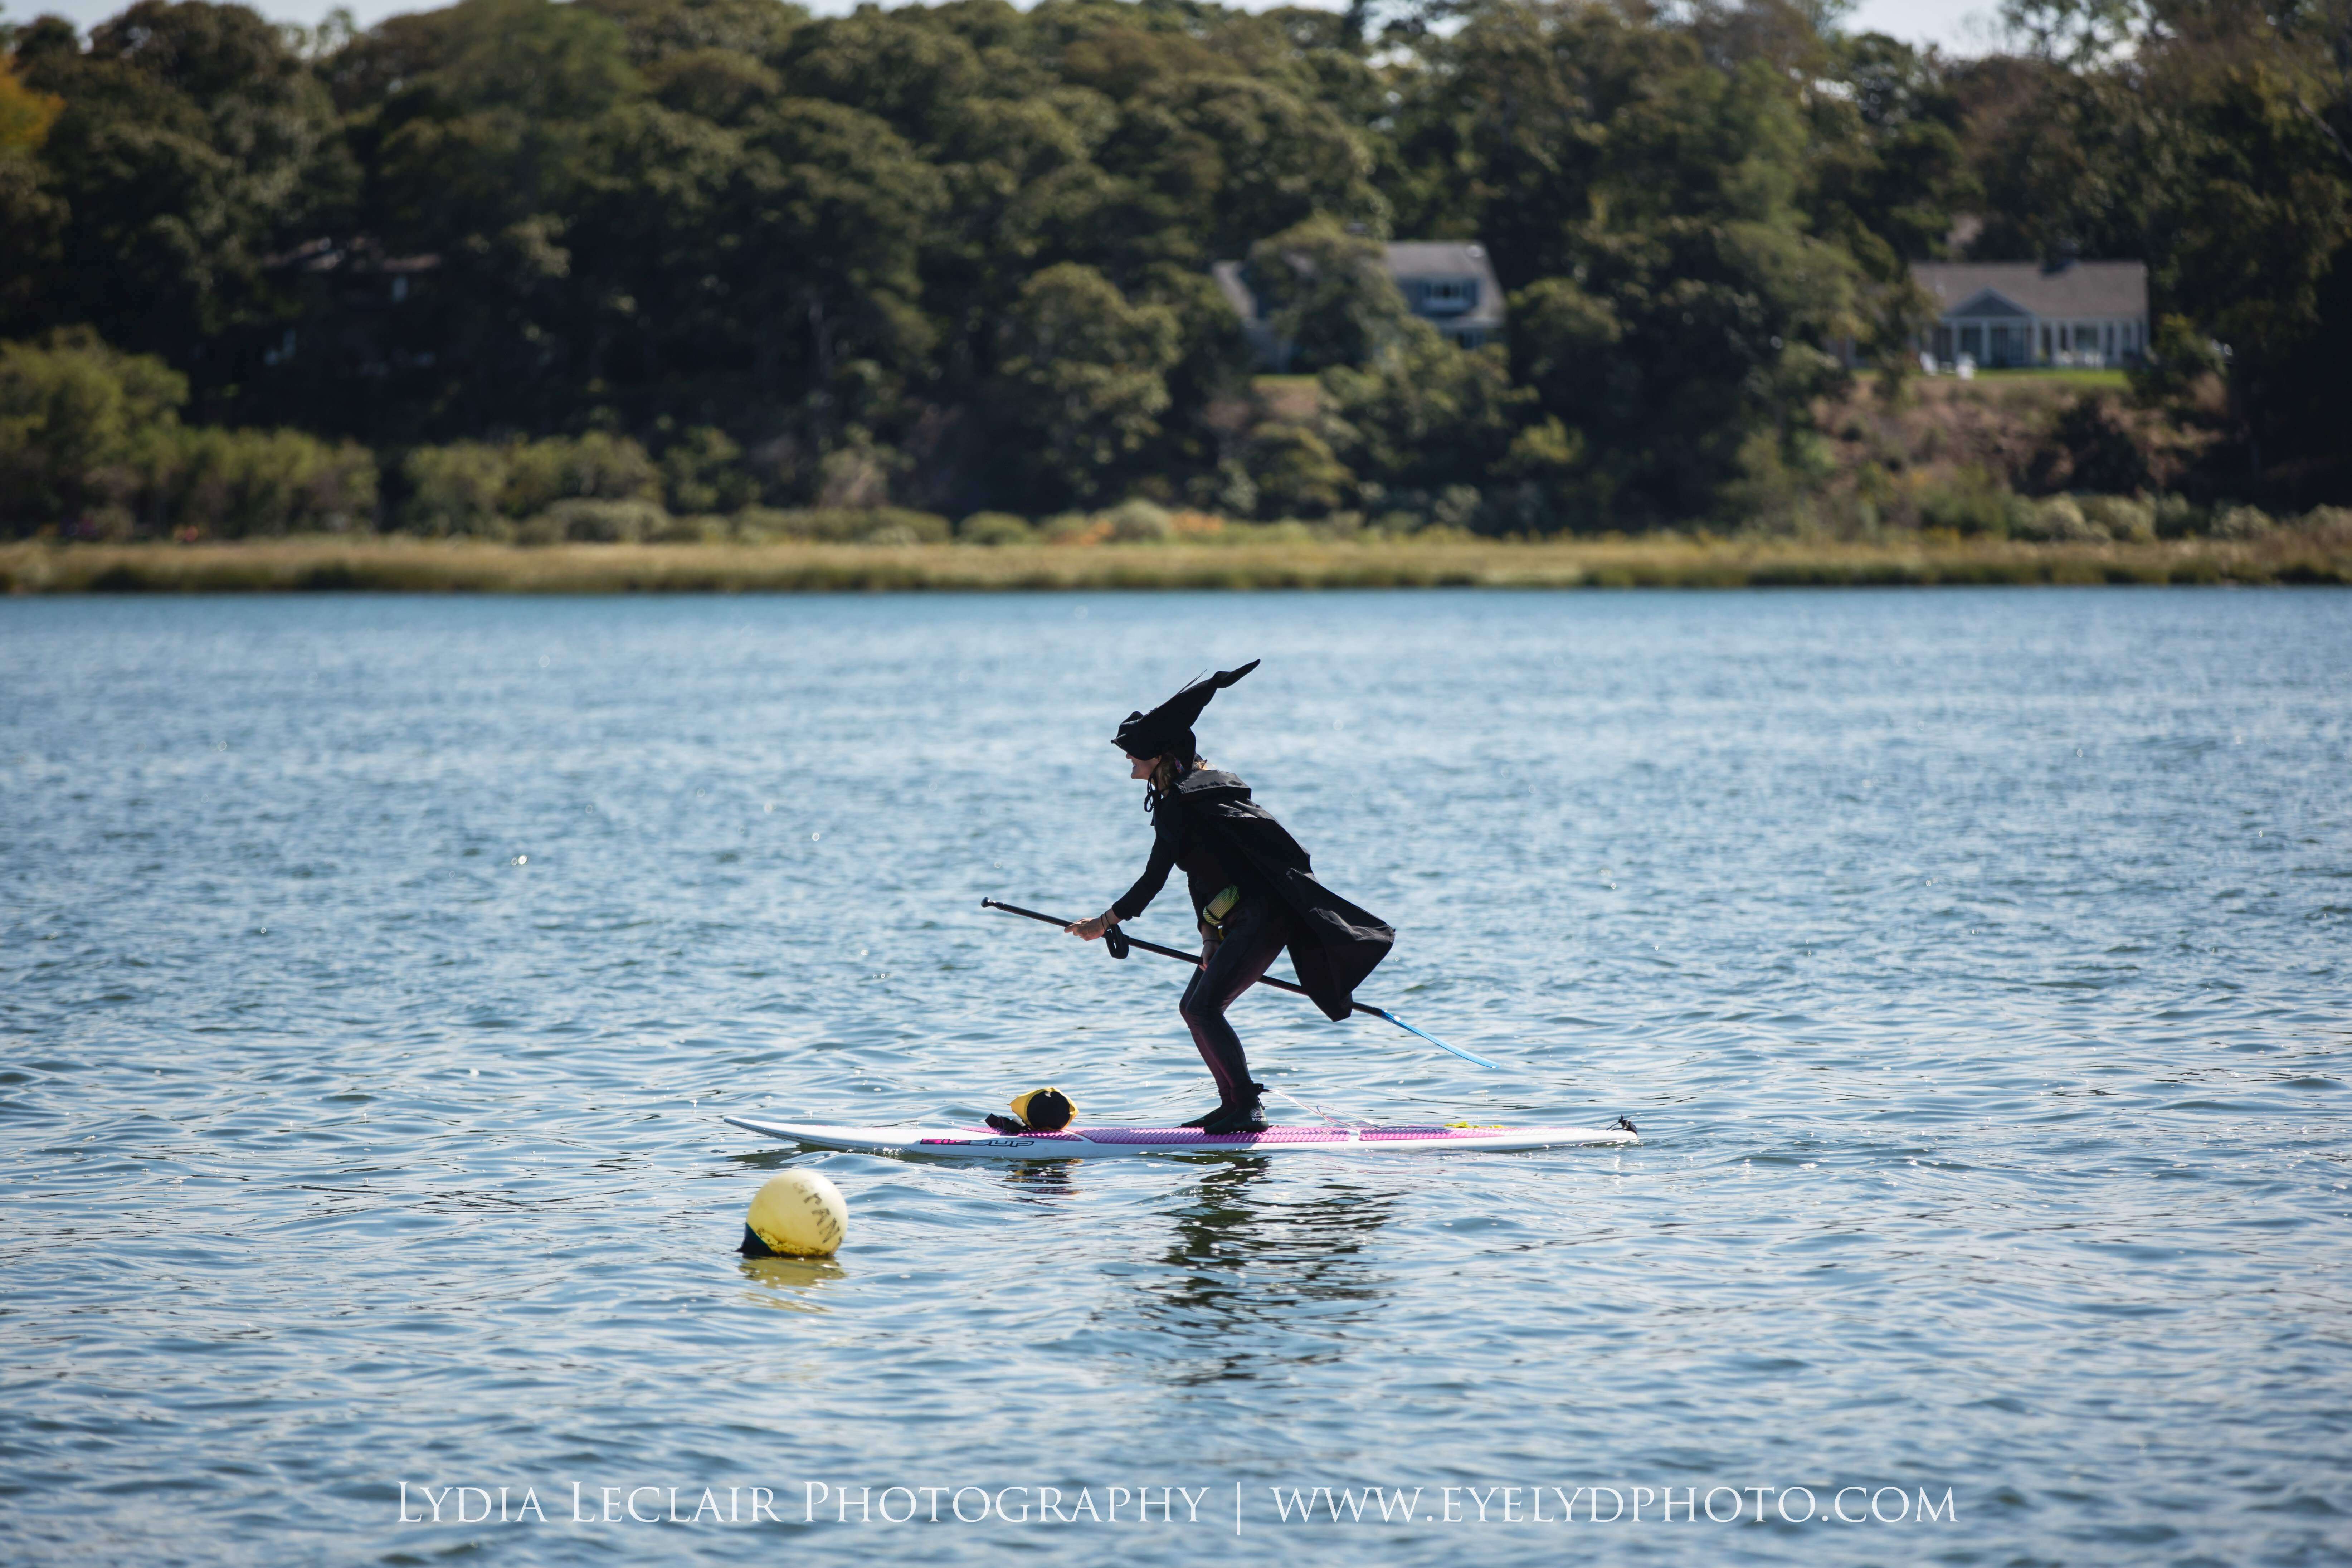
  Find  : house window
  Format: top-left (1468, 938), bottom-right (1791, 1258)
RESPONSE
top-left (1411, 277), bottom-right (1477, 314)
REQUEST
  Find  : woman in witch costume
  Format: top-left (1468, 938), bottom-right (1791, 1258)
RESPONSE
top-left (1066, 662), bottom-right (1396, 1133)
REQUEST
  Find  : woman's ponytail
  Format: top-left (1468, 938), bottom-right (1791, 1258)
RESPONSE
top-left (1144, 752), bottom-right (1204, 813)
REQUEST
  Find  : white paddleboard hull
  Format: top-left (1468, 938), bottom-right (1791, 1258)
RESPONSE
top-left (724, 1115), bottom-right (1637, 1159)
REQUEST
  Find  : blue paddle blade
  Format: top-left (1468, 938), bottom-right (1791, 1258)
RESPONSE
top-left (1370, 1008), bottom-right (1501, 1070)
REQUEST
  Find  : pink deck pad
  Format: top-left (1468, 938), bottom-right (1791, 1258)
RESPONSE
top-left (1357, 1126), bottom-right (1523, 1141)
top-left (1078, 1126), bottom-right (1353, 1145)
top-left (911, 1124), bottom-right (1530, 1148)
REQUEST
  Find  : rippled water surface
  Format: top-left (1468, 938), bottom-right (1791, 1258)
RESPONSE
top-left (4, 589), bottom-right (2349, 1566)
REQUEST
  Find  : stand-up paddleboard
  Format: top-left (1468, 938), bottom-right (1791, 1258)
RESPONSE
top-left (724, 1115), bottom-right (1638, 1159)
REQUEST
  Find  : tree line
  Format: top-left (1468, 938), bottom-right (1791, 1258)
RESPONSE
top-left (2, 0), bottom-right (2347, 537)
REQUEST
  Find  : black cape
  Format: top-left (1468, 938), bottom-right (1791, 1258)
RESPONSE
top-left (1171, 770), bottom-right (1394, 1021)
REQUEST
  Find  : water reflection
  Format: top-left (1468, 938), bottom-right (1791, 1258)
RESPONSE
top-left (736, 1255), bottom-right (847, 1313)
top-left (1001, 1160), bottom-right (1083, 1199)
top-left (1120, 1162), bottom-right (1397, 1384)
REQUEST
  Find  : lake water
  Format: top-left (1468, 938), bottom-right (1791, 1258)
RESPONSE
top-left (3, 589), bottom-right (2348, 1565)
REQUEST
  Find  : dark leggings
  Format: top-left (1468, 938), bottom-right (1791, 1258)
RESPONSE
top-left (1179, 897), bottom-right (1289, 1105)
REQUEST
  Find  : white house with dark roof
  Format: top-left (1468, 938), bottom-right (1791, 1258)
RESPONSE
top-left (1912, 259), bottom-right (2149, 370)
top-left (1213, 240), bottom-right (1506, 370)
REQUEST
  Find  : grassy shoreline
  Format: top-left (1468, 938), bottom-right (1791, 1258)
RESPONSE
top-left (5, 534), bottom-right (2349, 594)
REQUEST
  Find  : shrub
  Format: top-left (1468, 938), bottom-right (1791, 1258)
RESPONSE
top-left (1433, 484), bottom-right (1484, 532)
top-left (732, 506), bottom-right (950, 543)
top-left (2042, 394), bottom-right (2160, 495)
top-left (1102, 498), bottom-right (1173, 541)
top-left (1, 332), bottom-right (387, 536)
top-left (2213, 504), bottom-right (2274, 540)
top-left (515, 497), bottom-right (668, 544)
top-left (857, 508), bottom-right (949, 545)
top-left (649, 513), bottom-right (724, 543)
top-left (814, 440), bottom-right (902, 508)
top-left (165, 426), bottom-right (378, 536)
top-left (1918, 469), bottom-right (2031, 536)
top-left (2299, 505), bottom-right (2352, 541)
top-left (958, 511), bottom-right (1036, 545)
top-left (2081, 495), bottom-right (2155, 542)
top-left (1040, 511), bottom-right (1106, 544)
top-left (2017, 495), bottom-right (2105, 542)
top-left (400, 443), bottom-right (509, 536)
top-left (502, 433), bottom-right (659, 516)
top-left (659, 427), bottom-right (755, 514)
top-left (2152, 493), bottom-right (2207, 538)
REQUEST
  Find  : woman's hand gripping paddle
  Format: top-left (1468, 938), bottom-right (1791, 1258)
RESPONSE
top-left (980, 898), bottom-right (1501, 1070)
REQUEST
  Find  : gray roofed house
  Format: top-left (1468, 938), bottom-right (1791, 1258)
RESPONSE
top-left (1213, 240), bottom-right (1506, 371)
top-left (1910, 259), bottom-right (2149, 370)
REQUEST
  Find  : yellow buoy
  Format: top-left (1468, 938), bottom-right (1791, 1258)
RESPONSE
top-left (741, 1169), bottom-right (847, 1258)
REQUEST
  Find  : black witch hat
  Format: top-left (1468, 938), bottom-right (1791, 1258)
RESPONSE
top-left (1113, 660), bottom-right (1259, 759)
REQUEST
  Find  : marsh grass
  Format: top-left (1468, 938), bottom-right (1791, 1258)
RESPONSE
top-left (6, 532), bottom-right (2349, 594)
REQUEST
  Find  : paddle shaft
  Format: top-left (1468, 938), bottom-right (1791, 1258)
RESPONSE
top-left (978, 897), bottom-right (1500, 1068)
top-left (982, 897), bottom-right (1328, 999)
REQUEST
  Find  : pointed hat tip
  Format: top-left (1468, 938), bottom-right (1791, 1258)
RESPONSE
top-left (1113, 659), bottom-right (1261, 754)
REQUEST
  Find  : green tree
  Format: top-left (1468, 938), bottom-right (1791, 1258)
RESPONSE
top-left (1957, 0), bottom-right (2352, 490)
top-left (354, 0), bottom-right (640, 425)
top-left (1320, 319), bottom-right (1531, 493)
top-left (0, 46), bottom-right (61, 151)
top-left (995, 260), bottom-right (1180, 503)
top-left (578, 0), bottom-right (807, 67)
top-left (732, 97), bottom-right (943, 417)
top-left (0, 47), bottom-right (68, 326)
top-left (11, 2), bottom-right (352, 395)
top-left (1241, 420), bottom-right (1352, 517)
top-left (1243, 214), bottom-right (1410, 371)
top-left (1808, 33), bottom-right (1974, 277)
top-left (0, 327), bottom-right (187, 531)
top-left (2153, 60), bottom-right (2352, 479)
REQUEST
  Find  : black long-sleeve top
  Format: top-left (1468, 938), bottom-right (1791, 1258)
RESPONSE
top-left (1111, 792), bottom-right (1245, 923)
top-left (1105, 767), bottom-right (1394, 1021)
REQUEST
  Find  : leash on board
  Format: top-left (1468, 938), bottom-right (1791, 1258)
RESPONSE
top-left (980, 897), bottom-right (1502, 1071)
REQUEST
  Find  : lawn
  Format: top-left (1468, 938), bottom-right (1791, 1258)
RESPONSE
top-left (1961, 367), bottom-right (2130, 387)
